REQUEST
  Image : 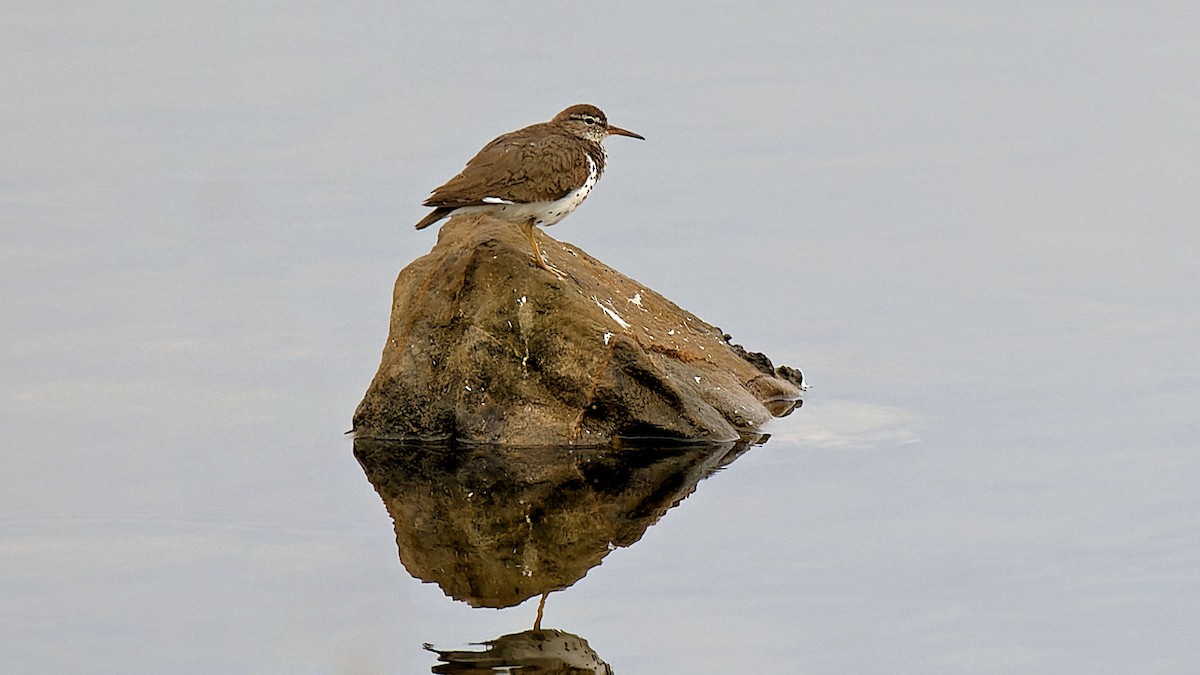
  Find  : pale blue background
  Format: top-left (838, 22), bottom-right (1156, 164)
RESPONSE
top-left (3, 2), bottom-right (1198, 672)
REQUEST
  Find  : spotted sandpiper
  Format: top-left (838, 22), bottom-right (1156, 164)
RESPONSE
top-left (414, 104), bottom-right (643, 272)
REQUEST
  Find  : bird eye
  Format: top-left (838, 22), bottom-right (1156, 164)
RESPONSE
top-left (584, 117), bottom-right (596, 125)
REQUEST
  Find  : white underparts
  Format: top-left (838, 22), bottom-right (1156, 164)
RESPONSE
top-left (453, 154), bottom-right (601, 227)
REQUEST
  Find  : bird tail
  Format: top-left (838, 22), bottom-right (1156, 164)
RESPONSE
top-left (415, 207), bottom-right (453, 230)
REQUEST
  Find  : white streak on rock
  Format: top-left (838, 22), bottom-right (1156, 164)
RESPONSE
top-left (594, 299), bottom-right (631, 329)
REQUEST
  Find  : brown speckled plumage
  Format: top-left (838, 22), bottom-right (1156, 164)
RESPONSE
top-left (414, 104), bottom-right (642, 233)
top-left (421, 124), bottom-right (605, 213)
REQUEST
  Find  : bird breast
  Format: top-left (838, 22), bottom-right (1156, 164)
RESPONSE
top-left (537, 154), bottom-right (599, 225)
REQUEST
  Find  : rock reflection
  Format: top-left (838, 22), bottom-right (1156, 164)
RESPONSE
top-left (353, 435), bottom-right (764, 609)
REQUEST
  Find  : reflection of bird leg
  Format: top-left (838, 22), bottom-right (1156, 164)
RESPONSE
top-left (521, 220), bottom-right (554, 273)
top-left (533, 591), bottom-right (548, 631)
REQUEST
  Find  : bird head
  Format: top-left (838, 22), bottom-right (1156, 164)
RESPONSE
top-left (554, 104), bottom-right (644, 143)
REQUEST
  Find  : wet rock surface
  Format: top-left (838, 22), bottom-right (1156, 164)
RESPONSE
top-left (353, 214), bottom-right (803, 444)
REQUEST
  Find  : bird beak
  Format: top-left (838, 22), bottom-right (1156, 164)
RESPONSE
top-left (606, 125), bottom-right (645, 140)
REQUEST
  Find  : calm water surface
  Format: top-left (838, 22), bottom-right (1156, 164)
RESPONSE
top-left (3, 3), bottom-right (1199, 673)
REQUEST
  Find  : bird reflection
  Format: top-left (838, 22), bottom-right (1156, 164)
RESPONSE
top-left (424, 626), bottom-right (613, 674)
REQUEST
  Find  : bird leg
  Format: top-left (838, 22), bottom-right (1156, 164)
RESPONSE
top-left (533, 591), bottom-right (548, 631)
top-left (520, 220), bottom-right (554, 273)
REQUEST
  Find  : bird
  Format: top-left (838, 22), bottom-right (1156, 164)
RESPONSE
top-left (414, 104), bottom-right (643, 272)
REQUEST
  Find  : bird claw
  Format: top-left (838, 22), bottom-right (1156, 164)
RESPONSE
top-left (533, 254), bottom-right (570, 281)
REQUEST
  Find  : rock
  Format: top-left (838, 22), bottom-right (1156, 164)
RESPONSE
top-left (353, 214), bottom-right (803, 444)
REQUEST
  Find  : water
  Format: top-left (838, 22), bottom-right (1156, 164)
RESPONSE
top-left (3, 3), bottom-right (1199, 673)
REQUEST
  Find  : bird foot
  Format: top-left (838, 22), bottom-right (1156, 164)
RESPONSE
top-left (533, 254), bottom-right (569, 281)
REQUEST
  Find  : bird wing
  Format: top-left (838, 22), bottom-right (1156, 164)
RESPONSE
top-left (423, 124), bottom-right (599, 207)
